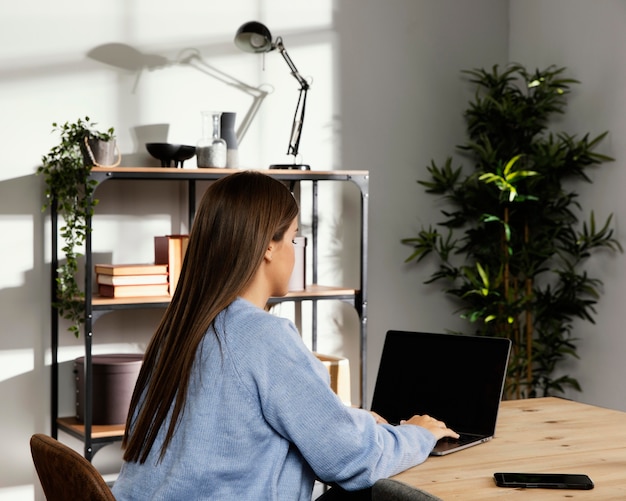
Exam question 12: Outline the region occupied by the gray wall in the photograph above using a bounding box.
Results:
[509,0,626,410]
[336,0,510,399]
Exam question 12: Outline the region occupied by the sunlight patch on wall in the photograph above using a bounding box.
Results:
[0,485,34,501]
[0,349,34,383]
[0,216,32,288]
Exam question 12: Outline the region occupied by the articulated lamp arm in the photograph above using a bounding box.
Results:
[273,37,310,160]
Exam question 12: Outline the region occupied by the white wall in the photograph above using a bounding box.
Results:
[1,1,339,497]
[2,0,625,499]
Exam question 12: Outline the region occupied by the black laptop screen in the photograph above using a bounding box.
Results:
[370,330,511,435]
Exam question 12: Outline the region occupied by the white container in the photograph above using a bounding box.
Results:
[288,236,307,291]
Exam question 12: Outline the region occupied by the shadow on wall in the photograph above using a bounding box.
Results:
[0,174,50,488]
[0,173,164,491]
[126,123,171,167]
[87,42,273,149]
[0,174,48,356]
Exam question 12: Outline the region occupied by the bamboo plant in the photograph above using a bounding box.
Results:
[403,64,621,398]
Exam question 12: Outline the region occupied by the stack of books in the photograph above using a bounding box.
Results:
[95,263,169,298]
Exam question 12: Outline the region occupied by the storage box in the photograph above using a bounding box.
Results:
[74,354,143,425]
[314,353,351,406]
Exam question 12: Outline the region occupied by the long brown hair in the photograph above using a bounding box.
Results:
[122,171,299,463]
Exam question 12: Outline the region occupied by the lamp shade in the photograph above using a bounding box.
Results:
[234,21,274,53]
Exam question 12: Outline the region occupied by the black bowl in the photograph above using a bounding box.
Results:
[146,143,196,168]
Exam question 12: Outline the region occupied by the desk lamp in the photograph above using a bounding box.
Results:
[235,21,311,170]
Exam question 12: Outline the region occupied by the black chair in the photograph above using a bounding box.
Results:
[372,478,443,501]
[316,479,442,501]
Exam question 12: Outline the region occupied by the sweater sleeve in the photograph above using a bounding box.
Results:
[226,306,437,491]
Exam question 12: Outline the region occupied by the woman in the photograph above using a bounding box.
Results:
[112,171,458,500]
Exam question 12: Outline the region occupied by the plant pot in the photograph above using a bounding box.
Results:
[81,137,121,167]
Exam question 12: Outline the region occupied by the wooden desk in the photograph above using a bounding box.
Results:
[393,397,626,499]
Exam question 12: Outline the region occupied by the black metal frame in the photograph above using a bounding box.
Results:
[49,167,369,460]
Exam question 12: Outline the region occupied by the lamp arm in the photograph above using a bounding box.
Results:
[287,86,308,158]
[274,37,310,91]
[273,37,310,160]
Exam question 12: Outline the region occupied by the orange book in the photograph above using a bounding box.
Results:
[94,263,168,276]
[154,235,189,295]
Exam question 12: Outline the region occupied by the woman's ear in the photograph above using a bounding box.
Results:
[264,244,273,263]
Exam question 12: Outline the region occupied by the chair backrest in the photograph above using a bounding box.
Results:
[30,434,116,501]
[372,479,443,501]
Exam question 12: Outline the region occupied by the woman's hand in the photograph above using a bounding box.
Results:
[370,411,388,425]
[401,414,459,441]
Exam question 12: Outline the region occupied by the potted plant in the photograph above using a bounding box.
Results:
[402,64,622,398]
[38,117,117,336]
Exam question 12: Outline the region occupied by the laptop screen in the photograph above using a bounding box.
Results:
[370,330,511,435]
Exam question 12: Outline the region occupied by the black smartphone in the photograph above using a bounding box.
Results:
[494,472,594,490]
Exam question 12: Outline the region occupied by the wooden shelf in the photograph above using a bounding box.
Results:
[284,285,357,297]
[57,417,125,440]
[91,285,358,309]
[92,295,170,307]
[90,166,369,181]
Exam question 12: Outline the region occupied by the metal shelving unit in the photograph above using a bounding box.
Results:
[49,167,369,460]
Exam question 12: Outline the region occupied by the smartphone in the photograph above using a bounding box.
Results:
[494,472,594,490]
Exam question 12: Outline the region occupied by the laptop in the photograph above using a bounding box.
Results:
[370,330,511,455]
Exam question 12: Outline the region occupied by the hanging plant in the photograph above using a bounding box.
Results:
[402,64,622,398]
[38,117,115,337]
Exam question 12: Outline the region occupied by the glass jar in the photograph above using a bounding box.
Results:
[196,111,227,168]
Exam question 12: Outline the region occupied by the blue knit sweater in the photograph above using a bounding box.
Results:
[112,297,436,500]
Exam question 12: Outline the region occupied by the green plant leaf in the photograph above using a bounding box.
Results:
[402,63,618,398]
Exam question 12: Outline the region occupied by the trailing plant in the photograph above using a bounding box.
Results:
[38,117,115,337]
[402,64,622,398]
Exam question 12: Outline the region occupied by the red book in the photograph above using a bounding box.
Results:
[96,274,168,286]
[98,283,169,298]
